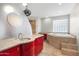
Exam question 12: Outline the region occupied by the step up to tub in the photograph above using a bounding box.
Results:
[61,48,79,56]
[61,37,76,44]
[61,42,77,50]
[61,42,79,56]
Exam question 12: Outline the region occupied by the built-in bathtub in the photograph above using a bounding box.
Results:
[47,33,76,49]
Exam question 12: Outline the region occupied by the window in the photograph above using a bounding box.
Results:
[52,15,69,33]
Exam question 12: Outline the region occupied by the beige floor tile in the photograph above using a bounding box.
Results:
[39,41,63,56]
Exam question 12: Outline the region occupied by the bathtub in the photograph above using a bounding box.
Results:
[47,33,76,49]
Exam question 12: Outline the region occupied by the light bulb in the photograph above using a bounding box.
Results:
[58,3,62,6]
[22,3,28,6]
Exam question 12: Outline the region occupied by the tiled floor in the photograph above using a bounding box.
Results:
[39,41,63,56]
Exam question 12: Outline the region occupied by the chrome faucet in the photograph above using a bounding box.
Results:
[18,33,31,40]
[18,33,23,40]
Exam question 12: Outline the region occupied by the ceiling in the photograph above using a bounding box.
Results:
[27,3,76,18]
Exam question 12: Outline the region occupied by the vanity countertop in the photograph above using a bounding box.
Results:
[0,34,43,51]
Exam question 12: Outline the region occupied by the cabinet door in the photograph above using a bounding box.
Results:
[34,36,44,56]
[21,42,34,56]
[0,45,20,56]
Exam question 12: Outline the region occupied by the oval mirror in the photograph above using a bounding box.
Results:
[7,13,23,27]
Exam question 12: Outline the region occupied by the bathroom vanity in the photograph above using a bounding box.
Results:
[0,34,44,56]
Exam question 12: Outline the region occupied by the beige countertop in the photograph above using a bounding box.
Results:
[0,34,43,52]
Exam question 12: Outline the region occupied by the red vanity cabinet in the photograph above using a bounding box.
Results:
[0,35,44,56]
[34,36,44,56]
[21,41,34,56]
[0,45,20,56]
[21,36,44,56]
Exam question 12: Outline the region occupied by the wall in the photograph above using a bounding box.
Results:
[0,3,32,39]
[36,18,41,33]
[41,18,53,33]
[70,4,79,50]
[40,15,69,33]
